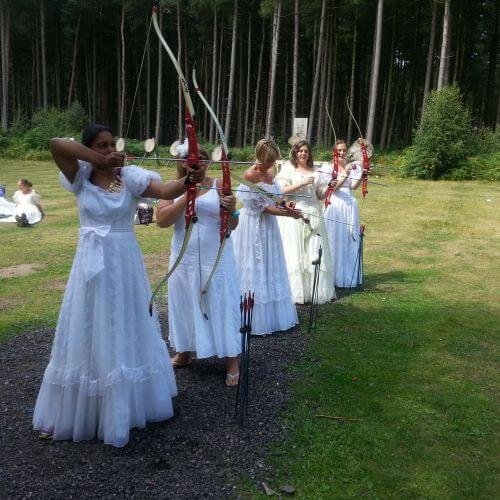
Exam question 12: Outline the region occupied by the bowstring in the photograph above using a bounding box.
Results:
[124,16,153,142]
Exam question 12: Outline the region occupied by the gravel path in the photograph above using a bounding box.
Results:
[0,314,306,499]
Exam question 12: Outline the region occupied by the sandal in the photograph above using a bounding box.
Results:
[38,430,53,441]
[225,372,240,387]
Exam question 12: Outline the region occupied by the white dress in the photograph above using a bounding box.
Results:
[0,190,43,224]
[167,180,241,358]
[324,168,363,287]
[232,181,298,335]
[33,162,177,447]
[276,163,336,304]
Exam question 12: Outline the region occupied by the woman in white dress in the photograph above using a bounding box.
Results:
[232,139,299,336]
[0,179,44,225]
[324,140,363,287]
[33,124,201,447]
[276,140,336,304]
[156,150,242,387]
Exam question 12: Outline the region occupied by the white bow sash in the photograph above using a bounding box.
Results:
[79,226,111,282]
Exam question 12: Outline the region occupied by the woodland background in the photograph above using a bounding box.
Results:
[0,0,498,152]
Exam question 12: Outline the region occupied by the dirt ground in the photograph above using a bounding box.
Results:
[0,313,305,499]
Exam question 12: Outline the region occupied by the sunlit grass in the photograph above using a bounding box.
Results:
[1,160,499,497]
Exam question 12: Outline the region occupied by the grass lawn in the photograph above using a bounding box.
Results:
[1,159,499,497]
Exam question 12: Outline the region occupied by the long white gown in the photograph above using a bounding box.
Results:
[232,181,298,335]
[276,163,336,304]
[0,190,43,224]
[167,180,241,359]
[33,162,177,447]
[324,167,363,287]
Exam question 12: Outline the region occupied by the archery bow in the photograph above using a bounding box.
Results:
[149,1,201,315]
[346,96,371,200]
[324,103,339,210]
[192,67,232,316]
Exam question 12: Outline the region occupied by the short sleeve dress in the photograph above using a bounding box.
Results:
[232,180,298,335]
[276,163,336,304]
[32,162,177,447]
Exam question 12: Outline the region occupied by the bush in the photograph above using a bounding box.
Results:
[404,86,473,179]
[23,102,87,151]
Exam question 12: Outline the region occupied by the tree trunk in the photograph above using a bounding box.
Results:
[307,0,326,142]
[485,1,498,127]
[380,16,395,149]
[244,14,252,146]
[437,0,450,90]
[67,16,81,109]
[145,14,151,139]
[154,8,163,142]
[55,22,61,109]
[281,53,289,139]
[177,0,183,140]
[317,20,329,146]
[251,19,265,145]
[291,0,299,131]
[347,14,358,144]
[236,37,244,147]
[265,0,281,138]
[224,0,238,144]
[209,7,218,143]
[0,0,10,132]
[422,0,438,114]
[40,0,48,109]
[118,2,126,137]
[366,0,384,143]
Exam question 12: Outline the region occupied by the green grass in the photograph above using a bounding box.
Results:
[257,180,500,498]
[1,160,499,497]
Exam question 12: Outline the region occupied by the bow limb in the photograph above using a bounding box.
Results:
[149,1,200,315]
[346,95,371,199]
[323,103,340,210]
[192,67,232,316]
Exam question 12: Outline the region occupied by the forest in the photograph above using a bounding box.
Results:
[0,0,498,150]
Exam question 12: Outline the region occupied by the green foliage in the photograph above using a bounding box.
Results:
[23,103,87,151]
[404,87,473,179]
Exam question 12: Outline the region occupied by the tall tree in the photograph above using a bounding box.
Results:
[422,0,438,114]
[224,0,238,143]
[366,0,384,143]
[307,0,326,143]
[40,0,48,109]
[291,0,299,132]
[265,0,281,138]
[0,0,9,132]
[437,0,451,90]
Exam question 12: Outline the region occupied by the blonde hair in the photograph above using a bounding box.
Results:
[255,138,280,164]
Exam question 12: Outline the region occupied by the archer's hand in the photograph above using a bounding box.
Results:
[220,193,236,213]
[96,152,125,170]
[185,169,205,184]
[301,175,315,187]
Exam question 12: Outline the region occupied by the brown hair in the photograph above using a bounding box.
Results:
[18,178,33,188]
[334,139,347,151]
[176,147,210,179]
[255,138,280,165]
[290,140,313,169]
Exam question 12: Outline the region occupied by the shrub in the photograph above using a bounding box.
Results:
[23,102,87,150]
[404,86,472,179]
